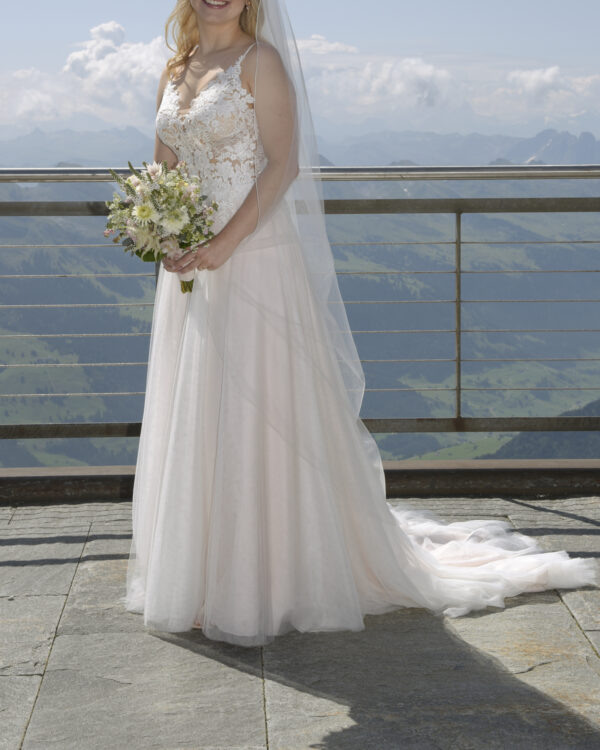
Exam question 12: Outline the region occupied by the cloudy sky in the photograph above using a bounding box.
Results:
[2,0,599,140]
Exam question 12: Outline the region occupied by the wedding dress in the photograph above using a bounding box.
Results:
[122,40,598,648]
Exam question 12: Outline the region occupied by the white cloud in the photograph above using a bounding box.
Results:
[0,28,453,134]
[296,36,453,119]
[470,65,600,130]
[296,34,358,55]
[507,66,565,100]
[65,21,128,77]
[2,26,600,140]
[0,22,168,129]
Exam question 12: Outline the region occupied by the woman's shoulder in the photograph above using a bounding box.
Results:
[243,39,285,76]
[246,39,280,61]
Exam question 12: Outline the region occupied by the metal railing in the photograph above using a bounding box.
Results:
[1,165,600,440]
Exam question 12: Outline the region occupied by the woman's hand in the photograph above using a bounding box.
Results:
[161,232,236,274]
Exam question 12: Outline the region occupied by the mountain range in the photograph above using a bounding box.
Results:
[2,126,600,167]
[318,128,600,167]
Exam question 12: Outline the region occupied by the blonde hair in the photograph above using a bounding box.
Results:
[165,0,259,77]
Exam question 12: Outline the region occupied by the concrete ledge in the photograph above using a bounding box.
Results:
[384,459,600,499]
[1,460,600,503]
[0,466,135,504]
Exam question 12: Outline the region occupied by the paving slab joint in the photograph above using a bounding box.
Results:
[17,520,93,748]
[260,646,269,749]
[559,590,600,661]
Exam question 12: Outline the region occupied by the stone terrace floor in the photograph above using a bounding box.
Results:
[2,496,600,750]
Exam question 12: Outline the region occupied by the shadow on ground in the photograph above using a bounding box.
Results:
[158,597,600,750]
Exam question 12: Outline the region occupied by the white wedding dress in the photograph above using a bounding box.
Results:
[122,42,598,647]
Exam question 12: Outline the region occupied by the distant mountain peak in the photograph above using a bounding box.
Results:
[0,126,154,168]
[318,127,600,167]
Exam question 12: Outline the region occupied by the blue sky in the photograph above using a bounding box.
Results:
[2,0,600,138]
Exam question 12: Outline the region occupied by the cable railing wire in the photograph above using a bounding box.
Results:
[1,166,600,437]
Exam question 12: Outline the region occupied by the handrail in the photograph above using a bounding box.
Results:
[3,164,600,181]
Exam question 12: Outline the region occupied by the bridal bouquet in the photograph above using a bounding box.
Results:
[105,160,218,293]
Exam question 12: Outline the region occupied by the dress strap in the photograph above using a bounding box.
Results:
[238,41,257,65]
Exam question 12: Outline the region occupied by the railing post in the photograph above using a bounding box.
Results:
[455,211,462,422]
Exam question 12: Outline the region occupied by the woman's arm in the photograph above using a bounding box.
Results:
[216,42,299,249]
[154,67,179,168]
[167,42,300,273]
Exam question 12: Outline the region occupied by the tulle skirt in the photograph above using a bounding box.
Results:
[122,200,599,647]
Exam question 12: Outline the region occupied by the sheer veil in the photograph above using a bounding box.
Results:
[247,0,367,420]
[122,0,600,645]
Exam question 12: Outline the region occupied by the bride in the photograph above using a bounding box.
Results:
[122,0,598,647]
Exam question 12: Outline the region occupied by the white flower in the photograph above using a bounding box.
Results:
[160,237,181,258]
[133,227,153,246]
[134,182,149,197]
[146,234,162,254]
[161,208,189,235]
[133,202,159,225]
[146,161,163,180]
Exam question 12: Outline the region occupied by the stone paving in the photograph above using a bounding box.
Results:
[1,496,599,750]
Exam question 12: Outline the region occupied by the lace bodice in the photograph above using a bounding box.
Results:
[156,43,267,233]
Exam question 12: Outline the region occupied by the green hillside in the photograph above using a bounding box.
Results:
[480,398,600,459]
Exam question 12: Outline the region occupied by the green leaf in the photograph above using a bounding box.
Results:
[124,182,137,198]
[109,168,124,186]
[128,161,142,178]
